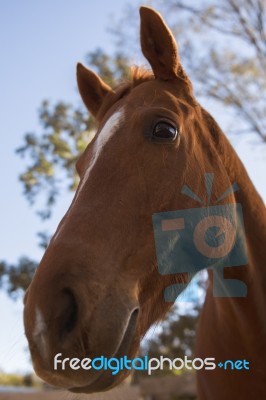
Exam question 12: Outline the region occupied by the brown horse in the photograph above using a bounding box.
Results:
[23,6,266,399]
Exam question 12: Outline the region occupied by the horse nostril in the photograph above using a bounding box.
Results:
[59,288,78,339]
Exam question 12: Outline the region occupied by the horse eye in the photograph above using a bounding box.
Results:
[152,122,178,142]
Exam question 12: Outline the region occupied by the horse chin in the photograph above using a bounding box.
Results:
[69,368,131,394]
[69,314,140,394]
[68,345,139,394]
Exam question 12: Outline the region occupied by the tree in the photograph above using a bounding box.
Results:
[113,0,266,142]
[136,303,200,378]
[0,50,131,296]
[0,258,37,299]
[172,0,266,142]
[17,49,131,219]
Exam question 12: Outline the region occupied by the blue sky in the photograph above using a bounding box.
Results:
[0,0,130,374]
[0,0,265,374]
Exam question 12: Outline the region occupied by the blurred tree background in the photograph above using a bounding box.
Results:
[0,0,265,363]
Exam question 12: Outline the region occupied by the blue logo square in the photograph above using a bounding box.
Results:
[152,203,248,301]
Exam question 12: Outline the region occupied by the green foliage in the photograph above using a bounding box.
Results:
[0,373,25,387]
[0,373,41,387]
[16,100,94,219]
[87,49,131,86]
[138,304,200,377]
[148,309,199,359]
[17,49,131,219]
[0,257,37,298]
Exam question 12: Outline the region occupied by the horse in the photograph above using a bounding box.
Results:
[23,6,266,399]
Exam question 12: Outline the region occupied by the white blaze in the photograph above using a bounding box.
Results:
[33,308,49,360]
[77,107,125,197]
[33,308,47,336]
[53,107,124,242]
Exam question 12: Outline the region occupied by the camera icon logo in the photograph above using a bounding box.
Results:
[152,173,248,302]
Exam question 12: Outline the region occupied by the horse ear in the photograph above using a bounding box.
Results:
[139,7,182,80]
[76,63,112,118]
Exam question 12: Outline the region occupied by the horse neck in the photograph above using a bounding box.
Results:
[195,114,266,400]
[219,133,266,278]
[208,116,266,329]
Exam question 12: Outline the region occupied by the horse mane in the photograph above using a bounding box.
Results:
[130,66,155,86]
[97,66,194,121]
[97,67,154,120]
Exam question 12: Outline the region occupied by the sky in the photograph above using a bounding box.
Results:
[0,0,265,374]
